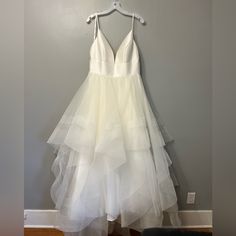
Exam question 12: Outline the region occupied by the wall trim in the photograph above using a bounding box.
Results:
[24,209,212,229]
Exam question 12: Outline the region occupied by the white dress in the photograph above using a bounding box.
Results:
[47,14,181,236]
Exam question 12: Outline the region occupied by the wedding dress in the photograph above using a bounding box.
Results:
[47,14,181,236]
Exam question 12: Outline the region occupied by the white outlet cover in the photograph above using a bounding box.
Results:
[187,192,196,204]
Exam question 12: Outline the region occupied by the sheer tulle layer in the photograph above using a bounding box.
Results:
[47,73,180,235]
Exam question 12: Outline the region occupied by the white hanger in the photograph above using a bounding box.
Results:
[86,0,145,24]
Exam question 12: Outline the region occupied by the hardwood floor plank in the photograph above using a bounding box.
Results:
[24,228,63,236]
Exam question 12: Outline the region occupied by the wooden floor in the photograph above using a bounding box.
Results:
[24,228,140,236]
[24,228,212,236]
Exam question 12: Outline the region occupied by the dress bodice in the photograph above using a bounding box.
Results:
[89,14,140,77]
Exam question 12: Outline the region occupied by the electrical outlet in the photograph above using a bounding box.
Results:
[24,213,27,221]
[186,192,196,204]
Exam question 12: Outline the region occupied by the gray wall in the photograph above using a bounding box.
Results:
[212,0,236,235]
[0,0,24,235]
[25,0,212,210]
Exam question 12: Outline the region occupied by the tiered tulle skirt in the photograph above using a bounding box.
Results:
[47,73,180,236]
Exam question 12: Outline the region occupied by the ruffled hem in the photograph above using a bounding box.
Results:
[47,73,181,234]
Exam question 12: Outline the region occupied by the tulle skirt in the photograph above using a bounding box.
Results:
[47,73,180,236]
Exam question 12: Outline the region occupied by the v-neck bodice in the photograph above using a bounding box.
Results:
[89,14,140,77]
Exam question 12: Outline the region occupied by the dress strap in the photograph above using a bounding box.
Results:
[131,13,135,34]
[93,14,100,40]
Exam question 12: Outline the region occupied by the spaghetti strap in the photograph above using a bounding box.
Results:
[131,13,135,33]
[93,14,100,40]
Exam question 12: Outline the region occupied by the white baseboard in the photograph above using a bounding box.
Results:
[177,210,212,228]
[24,209,212,229]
